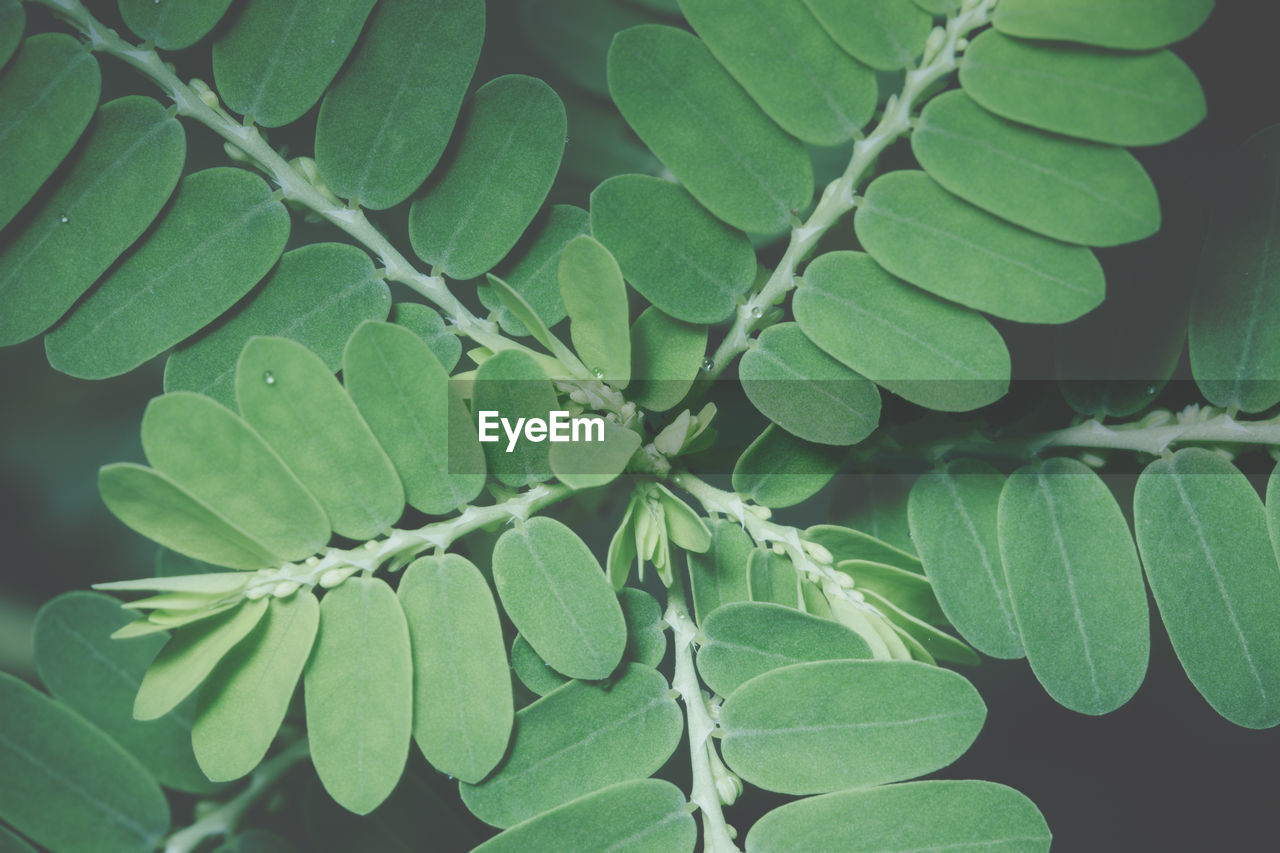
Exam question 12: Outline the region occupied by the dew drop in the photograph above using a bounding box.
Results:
[592,367,604,379]
[701,358,714,372]
[59,214,69,224]
[750,306,763,318]
[1146,384,1156,395]
[264,371,276,385]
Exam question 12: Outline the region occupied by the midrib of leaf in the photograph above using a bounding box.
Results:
[0,50,92,147]
[940,474,1017,637]
[242,1,305,123]
[119,471,275,566]
[730,709,974,738]
[866,0,914,66]
[1226,164,1280,406]
[751,346,874,428]
[965,58,1187,108]
[520,530,607,671]
[601,807,687,853]
[601,199,733,301]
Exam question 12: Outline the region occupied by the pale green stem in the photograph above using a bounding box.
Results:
[695,0,997,389]
[1032,412,1280,457]
[164,739,310,853]
[665,582,742,853]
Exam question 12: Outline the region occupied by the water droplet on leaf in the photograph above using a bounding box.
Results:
[593,367,604,379]
[264,371,276,385]
[701,358,714,372]
[59,215,68,224]
[750,306,763,318]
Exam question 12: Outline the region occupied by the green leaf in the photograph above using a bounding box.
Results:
[655,483,712,551]
[558,235,631,386]
[492,517,627,680]
[1190,125,1280,412]
[34,592,216,793]
[745,779,1051,853]
[46,167,289,378]
[912,0,958,13]
[484,274,579,371]
[748,549,799,607]
[856,170,1104,323]
[211,829,298,853]
[480,205,588,336]
[994,0,1213,50]
[806,523,923,573]
[0,824,35,853]
[398,555,514,784]
[608,25,813,234]
[913,90,1160,247]
[510,633,572,697]
[306,578,411,814]
[795,251,1010,412]
[343,321,485,514]
[0,673,169,853]
[315,0,483,209]
[686,518,754,624]
[409,75,566,280]
[908,459,1023,659]
[720,659,985,794]
[831,473,918,555]
[519,0,655,97]
[459,665,682,828]
[960,31,1206,146]
[740,323,881,446]
[390,301,461,373]
[835,560,944,625]
[119,0,235,49]
[0,0,23,68]
[0,96,184,346]
[193,594,320,781]
[679,0,877,145]
[550,420,642,490]
[133,599,267,721]
[590,174,757,323]
[628,307,707,412]
[998,457,1149,715]
[165,243,391,407]
[237,336,404,540]
[0,33,99,231]
[140,392,328,564]
[99,463,279,571]
[473,349,559,488]
[861,588,978,666]
[212,0,377,127]
[697,601,871,696]
[472,779,695,853]
[733,425,843,508]
[1134,450,1280,729]
[803,0,932,71]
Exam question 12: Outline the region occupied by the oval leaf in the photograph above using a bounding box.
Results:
[390,301,461,372]
[550,419,642,490]
[686,518,754,624]
[558,235,631,386]
[732,425,844,508]
[628,307,707,412]
[480,204,588,335]
[803,0,931,70]
[119,0,235,49]
[994,0,1213,50]
[473,349,559,488]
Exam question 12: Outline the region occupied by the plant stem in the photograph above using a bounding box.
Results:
[1032,411,1280,457]
[692,0,997,391]
[665,582,742,853]
[164,739,310,853]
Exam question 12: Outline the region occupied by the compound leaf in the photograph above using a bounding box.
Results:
[994,0,1213,50]
[558,235,631,386]
[803,0,931,71]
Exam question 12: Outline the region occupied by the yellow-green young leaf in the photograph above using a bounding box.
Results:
[994,0,1213,50]
[119,0,235,49]
[998,458,1149,715]
[166,243,391,407]
[306,578,411,814]
[629,307,707,412]
[856,171,1104,323]
[558,235,631,387]
[315,0,483,209]
[193,594,320,781]
[480,205,588,335]
[237,337,404,540]
[211,0,376,127]
[484,274,579,370]
[519,0,655,97]
[472,779,695,853]
[795,252,1010,412]
[492,517,627,680]
[590,174,757,323]
[389,302,461,373]
[733,425,843,508]
[655,483,712,551]
[908,459,1023,659]
[133,599,267,721]
[0,33,99,231]
[745,780,1051,853]
[806,524,923,573]
[959,31,1206,146]
[748,550,799,607]
[459,665,682,828]
[687,518,754,623]
[860,588,979,666]
[550,420,641,490]
[99,464,279,571]
[608,25,813,234]
[343,322,485,514]
[0,96,184,346]
[46,167,290,379]
[1135,450,1280,729]
[0,673,169,853]
[803,0,931,71]
[1191,126,1280,412]
[741,323,880,446]
[913,91,1160,247]
[720,660,986,794]
[473,349,559,488]
[398,555,513,783]
[34,592,216,793]
[140,392,328,565]
[697,601,872,696]
[409,75,566,280]
[679,0,876,145]
[836,560,944,625]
